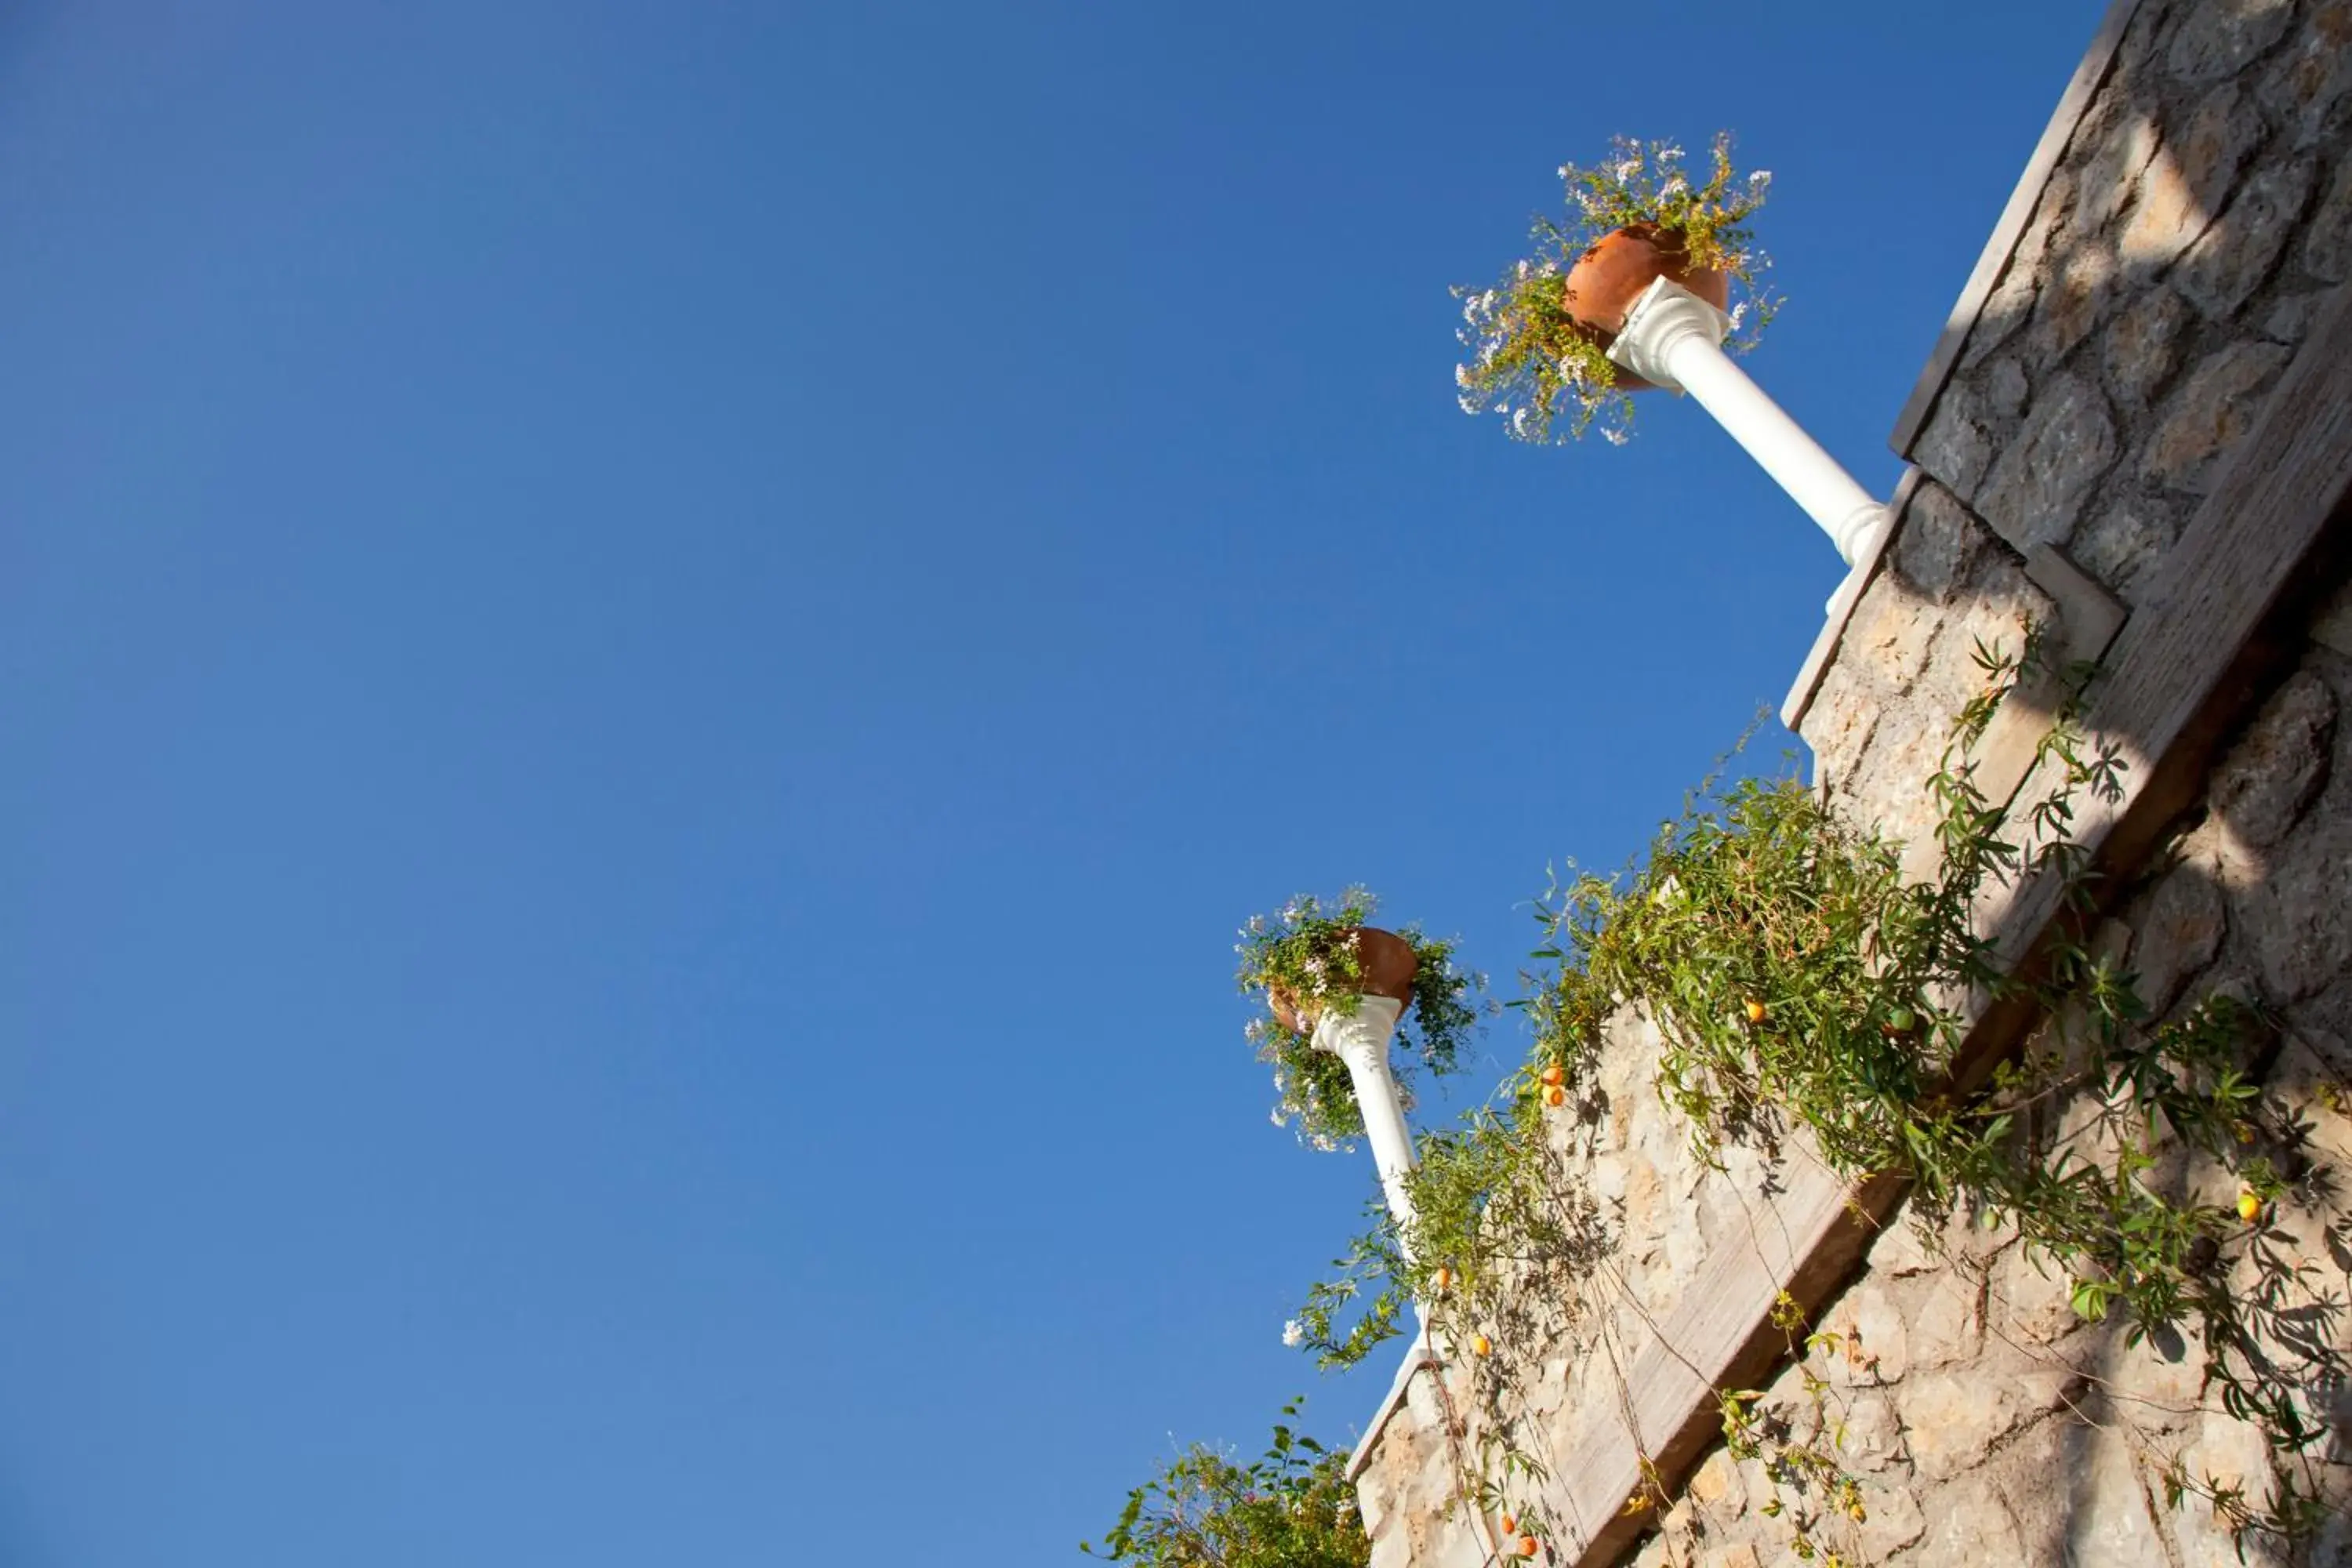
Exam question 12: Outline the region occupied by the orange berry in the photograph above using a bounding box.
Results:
[1744,999,1767,1024]
[1517,1535,1540,1559]
[2238,1191,2263,1223]
[1539,1063,1565,1087]
[1470,1333,1493,1357]
[1544,1085,1566,1107]
[1431,1266,1453,1293]
[1500,1512,1516,1534]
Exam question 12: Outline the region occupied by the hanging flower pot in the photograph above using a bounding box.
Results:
[1560,223,1730,390]
[1454,133,1775,444]
[1236,888,1486,1150]
[1265,925,1419,1034]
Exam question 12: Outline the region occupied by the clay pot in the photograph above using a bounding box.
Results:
[1268,927,1419,1034]
[1560,224,1730,391]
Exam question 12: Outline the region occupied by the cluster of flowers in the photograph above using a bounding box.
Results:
[1452,132,1777,447]
[1236,888,1486,1152]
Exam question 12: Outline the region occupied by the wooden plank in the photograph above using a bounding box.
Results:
[1887,0,2143,459]
[1551,275,2352,1568]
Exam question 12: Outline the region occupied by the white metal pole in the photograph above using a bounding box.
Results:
[1609,277,1886,565]
[1312,994,1418,1261]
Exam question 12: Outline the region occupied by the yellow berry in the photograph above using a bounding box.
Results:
[1744,999,1767,1024]
[2238,1191,2263,1223]
[1470,1333,1493,1357]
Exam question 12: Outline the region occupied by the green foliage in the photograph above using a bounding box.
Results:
[1237,888,1486,1151]
[1289,644,2334,1552]
[1455,132,1778,446]
[1082,1402,1368,1568]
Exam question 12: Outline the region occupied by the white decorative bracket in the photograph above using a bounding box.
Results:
[1311,994,1418,1260]
[1610,276,1889,568]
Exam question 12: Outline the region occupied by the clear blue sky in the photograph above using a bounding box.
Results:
[1,3,2097,1562]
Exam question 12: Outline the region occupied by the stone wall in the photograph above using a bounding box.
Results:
[1352,0,2352,1562]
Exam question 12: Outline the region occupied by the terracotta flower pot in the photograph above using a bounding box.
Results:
[1560,224,1730,392]
[1268,927,1419,1035]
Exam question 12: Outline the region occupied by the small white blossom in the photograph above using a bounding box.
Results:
[1602,426,1629,447]
[1283,1319,1305,1348]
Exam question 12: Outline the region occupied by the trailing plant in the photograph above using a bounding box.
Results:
[1454,132,1778,446]
[1082,1400,1368,1568]
[1238,888,1485,1151]
[1290,644,2338,1555]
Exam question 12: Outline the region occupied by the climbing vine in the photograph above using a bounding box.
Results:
[1291,644,2337,1559]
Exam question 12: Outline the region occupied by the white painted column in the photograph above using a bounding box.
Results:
[1312,994,1417,1260]
[1610,276,1887,566]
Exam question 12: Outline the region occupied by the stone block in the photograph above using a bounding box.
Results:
[1913,388,1994,503]
[1997,1242,2083,1345]
[1856,1476,1928,1557]
[2066,1428,2172,1566]
[2163,1411,2280,1568]
[1909,1471,2032,1566]
[1835,1389,1907,1473]
[2164,0,2294,85]
[1898,1367,2078,1480]
[2132,859,2229,1014]
[2238,779,2352,1004]
[2257,0,2352,149]
[2074,105,2161,234]
[2102,285,2191,411]
[2122,82,2267,271]
[2026,245,2116,368]
[2071,495,2187,605]
[2144,342,2291,493]
[1889,482,1988,604]
[1976,373,2119,550]
[1842,575,1941,688]
[2208,670,2339,850]
[1820,1286,1908,1388]
[2174,156,2319,319]
[2259,288,2328,346]
[1907,1270,1985,1370]
[1866,1214,1940,1278]
[2306,158,2352,284]
[1984,356,2029,419]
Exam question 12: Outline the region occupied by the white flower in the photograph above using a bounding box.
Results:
[1283,1319,1305,1348]
[1512,406,1533,437]
[1727,302,1748,333]
[1270,1106,1289,1127]
[1514,259,1529,280]
[1454,363,1471,387]
[1602,426,1629,447]
[1748,169,1773,188]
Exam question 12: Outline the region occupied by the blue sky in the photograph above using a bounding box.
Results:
[1,2,2098,1562]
